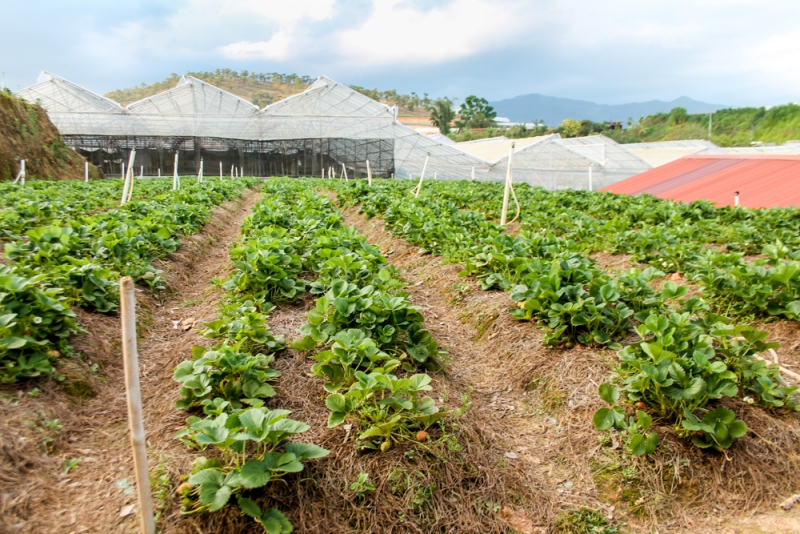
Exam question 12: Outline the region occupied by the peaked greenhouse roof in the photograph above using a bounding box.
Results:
[16,71,487,179]
[17,71,124,114]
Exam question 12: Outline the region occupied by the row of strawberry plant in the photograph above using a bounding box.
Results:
[226,178,445,451]
[173,184,328,534]
[0,178,175,241]
[1,177,261,383]
[409,180,800,321]
[330,178,798,456]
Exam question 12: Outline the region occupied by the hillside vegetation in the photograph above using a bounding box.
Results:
[104,69,436,113]
[604,104,800,146]
[0,90,98,181]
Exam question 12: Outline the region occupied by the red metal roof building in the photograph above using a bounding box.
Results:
[600,154,800,208]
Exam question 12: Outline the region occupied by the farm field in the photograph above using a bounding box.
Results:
[1,176,799,534]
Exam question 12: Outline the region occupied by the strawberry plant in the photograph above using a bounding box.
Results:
[174,345,281,412]
[325,371,446,450]
[178,407,329,533]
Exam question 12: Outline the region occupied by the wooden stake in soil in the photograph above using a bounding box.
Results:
[120,277,156,534]
[500,143,515,225]
[366,159,372,186]
[413,153,430,197]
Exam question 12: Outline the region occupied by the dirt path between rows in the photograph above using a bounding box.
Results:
[1,189,262,534]
[335,202,800,534]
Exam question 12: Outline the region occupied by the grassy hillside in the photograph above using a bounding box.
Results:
[105,69,437,118]
[105,69,314,107]
[0,90,99,181]
[603,104,800,146]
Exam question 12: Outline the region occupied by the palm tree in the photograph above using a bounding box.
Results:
[429,98,455,135]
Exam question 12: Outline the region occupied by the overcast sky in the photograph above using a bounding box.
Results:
[2,0,799,107]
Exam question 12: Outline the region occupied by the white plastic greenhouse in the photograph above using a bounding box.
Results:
[17,71,649,188]
[17,72,488,180]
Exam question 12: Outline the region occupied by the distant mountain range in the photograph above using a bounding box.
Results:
[490,94,727,126]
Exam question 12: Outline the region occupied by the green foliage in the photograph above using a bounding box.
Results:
[0,177,259,383]
[178,407,329,532]
[455,95,497,130]
[349,472,376,499]
[606,102,800,146]
[559,118,582,138]
[429,98,455,134]
[330,178,799,457]
[555,507,618,534]
[173,345,281,412]
[326,371,445,449]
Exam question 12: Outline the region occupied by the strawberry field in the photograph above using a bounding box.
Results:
[1,176,799,533]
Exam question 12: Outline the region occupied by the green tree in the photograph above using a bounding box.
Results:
[668,107,689,125]
[559,118,582,138]
[455,95,497,130]
[429,98,455,134]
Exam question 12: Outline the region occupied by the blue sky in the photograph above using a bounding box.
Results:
[2,0,799,107]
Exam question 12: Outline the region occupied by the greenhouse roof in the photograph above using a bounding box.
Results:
[16,71,487,180]
[601,154,800,208]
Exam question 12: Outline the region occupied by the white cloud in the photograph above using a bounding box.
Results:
[221,31,294,61]
[218,0,335,60]
[336,0,528,66]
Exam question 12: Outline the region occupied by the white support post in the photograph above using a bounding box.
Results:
[414,153,430,198]
[121,149,136,206]
[85,161,89,182]
[342,163,348,181]
[173,153,179,191]
[588,166,593,191]
[198,159,204,183]
[127,161,137,203]
[500,143,515,225]
[366,159,372,186]
[734,191,740,207]
[121,162,126,181]
[219,161,223,180]
[230,165,234,179]
[322,167,325,179]
[119,277,157,534]
[471,166,475,181]
[433,170,437,180]
[158,168,161,177]
[14,160,26,184]
[139,165,143,179]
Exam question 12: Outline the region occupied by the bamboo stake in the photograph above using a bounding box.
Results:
[120,277,156,534]
[413,153,430,198]
[366,159,372,186]
[500,143,515,225]
[172,153,178,190]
